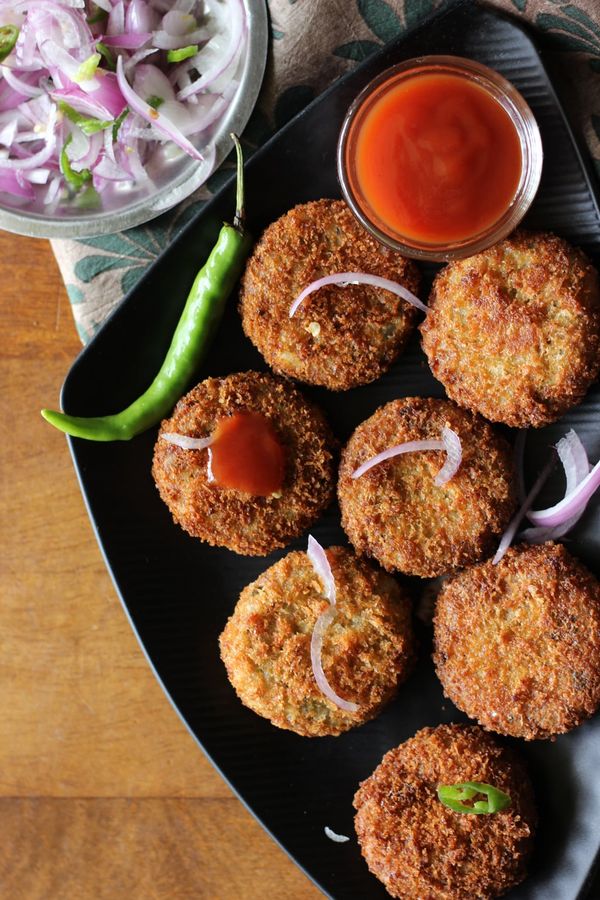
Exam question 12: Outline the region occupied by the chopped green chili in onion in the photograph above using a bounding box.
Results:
[0,24,19,63]
[112,108,129,141]
[0,0,247,204]
[167,44,199,63]
[96,41,116,72]
[437,781,511,815]
[57,101,113,136]
[146,95,165,110]
[73,52,102,84]
[75,185,101,209]
[86,6,109,26]
[60,135,92,191]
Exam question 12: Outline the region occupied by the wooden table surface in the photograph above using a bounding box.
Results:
[0,231,321,900]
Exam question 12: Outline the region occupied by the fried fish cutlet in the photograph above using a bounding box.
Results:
[152,371,336,555]
[353,724,536,900]
[433,542,600,740]
[421,231,600,427]
[240,199,421,390]
[219,546,415,736]
[338,396,516,577]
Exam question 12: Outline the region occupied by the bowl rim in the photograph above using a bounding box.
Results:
[0,0,269,240]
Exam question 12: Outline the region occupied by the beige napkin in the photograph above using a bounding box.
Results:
[51,0,600,343]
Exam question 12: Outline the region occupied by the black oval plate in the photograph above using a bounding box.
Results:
[62,2,600,897]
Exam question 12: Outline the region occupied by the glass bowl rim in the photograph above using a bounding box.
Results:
[337,54,544,262]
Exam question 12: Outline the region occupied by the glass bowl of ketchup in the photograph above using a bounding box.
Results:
[338,56,543,261]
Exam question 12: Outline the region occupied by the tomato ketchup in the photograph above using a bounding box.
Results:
[337,54,545,258]
[350,72,522,245]
[209,411,285,496]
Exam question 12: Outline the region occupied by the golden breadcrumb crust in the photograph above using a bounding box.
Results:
[433,542,600,740]
[219,546,415,736]
[337,397,516,578]
[420,231,600,427]
[239,199,421,390]
[152,371,336,556]
[353,724,536,900]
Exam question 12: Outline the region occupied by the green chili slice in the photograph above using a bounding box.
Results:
[60,135,92,191]
[0,24,19,63]
[86,6,109,25]
[96,41,116,71]
[146,95,165,110]
[112,108,129,141]
[75,185,101,209]
[73,52,102,84]
[167,45,198,63]
[58,101,113,136]
[437,782,511,815]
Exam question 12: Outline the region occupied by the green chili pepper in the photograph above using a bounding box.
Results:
[96,41,116,71]
[73,52,102,84]
[74,184,101,209]
[167,45,198,63]
[60,136,92,191]
[58,101,113,136]
[112,108,129,141]
[437,782,511,815]
[42,135,252,442]
[86,6,109,25]
[0,24,19,62]
[146,95,165,110]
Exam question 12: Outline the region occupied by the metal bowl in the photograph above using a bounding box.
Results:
[0,0,268,239]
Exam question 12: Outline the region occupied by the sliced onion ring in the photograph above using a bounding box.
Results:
[527,452,600,528]
[126,0,156,33]
[310,605,359,714]
[161,431,213,450]
[0,102,57,169]
[176,0,244,100]
[352,431,463,482]
[324,827,350,843]
[307,535,359,714]
[435,427,462,487]
[116,54,204,160]
[0,169,34,198]
[307,533,335,604]
[558,429,590,490]
[1,67,43,99]
[153,26,208,49]
[101,32,152,49]
[522,430,589,542]
[492,455,555,565]
[289,272,428,318]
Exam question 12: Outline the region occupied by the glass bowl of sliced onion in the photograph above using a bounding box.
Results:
[0,0,267,238]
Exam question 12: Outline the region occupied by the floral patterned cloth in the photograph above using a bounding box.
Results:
[51,0,600,344]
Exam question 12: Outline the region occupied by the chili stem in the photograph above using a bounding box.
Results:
[231,132,245,233]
